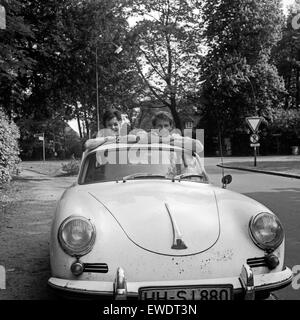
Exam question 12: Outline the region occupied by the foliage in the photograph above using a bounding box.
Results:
[126,0,204,130]
[64,127,82,158]
[60,155,80,176]
[273,1,300,109]
[1,0,141,157]
[0,108,20,185]
[200,0,286,135]
[17,117,82,160]
[51,0,141,136]
[0,0,35,116]
[2,0,295,159]
[270,108,300,140]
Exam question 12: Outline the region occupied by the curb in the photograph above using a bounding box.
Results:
[217,164,300,180]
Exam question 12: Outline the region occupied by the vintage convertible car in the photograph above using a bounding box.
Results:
[48,137,293,300]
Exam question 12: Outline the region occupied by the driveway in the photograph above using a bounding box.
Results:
[0,169,75,299]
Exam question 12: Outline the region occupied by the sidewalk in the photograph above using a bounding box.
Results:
[217,155,300,179]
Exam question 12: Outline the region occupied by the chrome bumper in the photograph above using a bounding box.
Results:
[240,264,255,300]
[114,268,127,300]
[48,264,293,300]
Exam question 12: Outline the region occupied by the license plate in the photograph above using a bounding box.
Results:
[139,285,233,300]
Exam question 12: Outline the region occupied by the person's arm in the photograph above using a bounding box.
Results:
[170,134,204,154]
[84,137,108,151]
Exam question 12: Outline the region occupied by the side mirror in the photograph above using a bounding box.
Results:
[222,175,232,188]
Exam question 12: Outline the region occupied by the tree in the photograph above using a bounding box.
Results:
[1,0,142,158]
[273,1,300,109]
[47,0,144,137]
[126,0,204,130]
[200,0,286,136]
[19,0,141,137]
[0,0,35,117]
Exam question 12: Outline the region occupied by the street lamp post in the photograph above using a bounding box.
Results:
[95,47,100,133]
[95,40,123,132]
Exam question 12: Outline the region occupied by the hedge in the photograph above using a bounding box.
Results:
[0,108,21,185]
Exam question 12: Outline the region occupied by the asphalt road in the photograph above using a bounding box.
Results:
[205,158,300,300]
[0,159,299,300]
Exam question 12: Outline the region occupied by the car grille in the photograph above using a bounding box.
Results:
[83,263,109,273]
[247,257,267,268]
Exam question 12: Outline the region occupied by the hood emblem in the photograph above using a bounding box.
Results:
[165,203,188,250]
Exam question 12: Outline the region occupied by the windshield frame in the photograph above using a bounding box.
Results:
[78,145,208,185]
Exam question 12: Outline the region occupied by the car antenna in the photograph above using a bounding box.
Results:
[217,124,226,188]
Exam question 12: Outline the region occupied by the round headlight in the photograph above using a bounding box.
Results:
[249,212,284,251]
[58,216,96,256]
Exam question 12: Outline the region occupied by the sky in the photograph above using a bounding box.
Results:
[68,0,296,134]
[283,0,295,13]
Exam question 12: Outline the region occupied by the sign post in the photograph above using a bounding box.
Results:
[0,5,6,30]
[34,133,45,161]
[42,133,45,161]
[246,117,263,167]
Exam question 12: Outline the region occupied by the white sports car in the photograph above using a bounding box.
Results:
[48,138,292,300]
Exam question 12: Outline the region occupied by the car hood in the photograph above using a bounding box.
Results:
[88,180,220,256]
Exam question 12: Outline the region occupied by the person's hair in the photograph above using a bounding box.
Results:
[102,110,122,127]
[151,111,174,127]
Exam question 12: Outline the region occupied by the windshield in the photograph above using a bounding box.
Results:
[80,146,207,184]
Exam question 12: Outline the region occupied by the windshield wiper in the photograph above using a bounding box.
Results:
[122,173,167,182]
[174,173,205,182]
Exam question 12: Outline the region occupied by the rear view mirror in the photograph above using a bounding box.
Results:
[222,175,232,188]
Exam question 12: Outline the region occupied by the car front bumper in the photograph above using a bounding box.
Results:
[48,264,293,300]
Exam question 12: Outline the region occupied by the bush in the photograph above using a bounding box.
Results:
[61,155,80,176]
[269,109,300,148]
[0,108,21,185]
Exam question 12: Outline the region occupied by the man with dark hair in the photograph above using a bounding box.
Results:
[151,111,182,137]
[151,111,203,153]
[151,111,174,132]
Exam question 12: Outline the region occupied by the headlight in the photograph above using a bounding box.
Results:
[58,216,96,256]
[249,212,284,251]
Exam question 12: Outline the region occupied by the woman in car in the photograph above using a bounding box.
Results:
[84,110,123,151]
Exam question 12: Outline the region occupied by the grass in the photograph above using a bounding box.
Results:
[0,178,21,220]
[19,160,70,177]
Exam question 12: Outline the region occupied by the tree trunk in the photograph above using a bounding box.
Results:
[83,109,90,138]
[76,115,82,138]
[285,75,291,109]
[75,102,83,138]
[296,68,300,109]
[169,96,182,132]
[164,26,182,132]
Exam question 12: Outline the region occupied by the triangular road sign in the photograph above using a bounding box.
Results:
[246,117,262,133]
